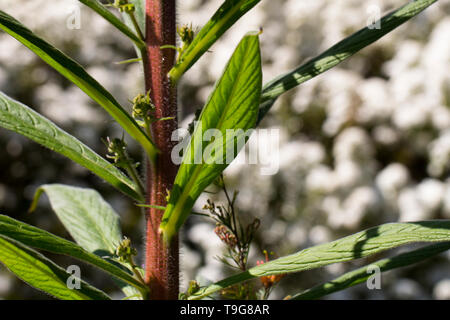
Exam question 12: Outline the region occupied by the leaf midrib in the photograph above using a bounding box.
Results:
[0,94,138,196]
[50,187,119,253]
[0,237,91,300]
[165,38,254,231]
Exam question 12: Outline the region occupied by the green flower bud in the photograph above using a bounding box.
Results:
[115,237,137,262]
[177,24,194,46]
[132,92,155,121]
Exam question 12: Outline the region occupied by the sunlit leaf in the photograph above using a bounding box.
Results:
[30,184,122,255]
[0,10,158,160]
[0,235,110,300]
[189,220,450,299]
[258,0,437,123]
[0,92,143,201]
[0,214,147,293]
[160,32,262,243]
[291,242,450,300]
[168,0,261,82]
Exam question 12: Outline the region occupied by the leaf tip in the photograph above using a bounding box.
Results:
[28,187,45,213]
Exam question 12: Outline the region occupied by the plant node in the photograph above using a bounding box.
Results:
[177,24,194,47]
[132,91,174,132]
[115,236,138,262]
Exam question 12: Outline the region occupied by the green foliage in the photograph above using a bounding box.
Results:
[169,0,262,82]
[189,221,450,299]
[0,236,111,300]
[0,10,158,160]
[0,0,445,300]
[30,184,123,255]
[0,92,143,201]
[78,0,145,49]
[291,242,450,300]
[257,0,438,123]
[29,184,148,298]
[0,214,146,292]
[160,32,262,243]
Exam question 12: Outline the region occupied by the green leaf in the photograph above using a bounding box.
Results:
[0,235,110,300]
[160,32,262,243]
[29,183,147,298]
[78,0,145,49]
[0,214,147,293]
[0,10,158,161]
[291,242,450,300]
[189,220,450,299]
[30,184,122,255]
[257,0,437,123]
[0,92,143,202]
[119,284,143,300]
[168,0,261,83]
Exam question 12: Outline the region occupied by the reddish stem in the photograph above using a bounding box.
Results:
[143,0,179,300]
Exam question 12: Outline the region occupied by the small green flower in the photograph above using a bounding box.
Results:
[104,136,128,167]
[132,92,174,130]
[132,91,155,120]
[110,0,135,13]
[115,237,137,262]
[177,24,195,46]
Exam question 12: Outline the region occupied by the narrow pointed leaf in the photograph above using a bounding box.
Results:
[78,0,145,49]
[0,214,147,292]
[189,220,450,299]
[258,0,437,123]
[30,184,122,255]
[160,32,262,243]
[0,10,158,160]
[291,242,450,300]
[0,92,143,202]
[0,235,110,300]
[168,0,261,82]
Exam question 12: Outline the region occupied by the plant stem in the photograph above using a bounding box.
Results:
[143,0,179,300]
[128,11,145,41]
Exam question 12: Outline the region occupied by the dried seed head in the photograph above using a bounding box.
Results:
[214,224,237,248]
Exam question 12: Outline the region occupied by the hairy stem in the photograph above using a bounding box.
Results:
[143,0,179,300]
